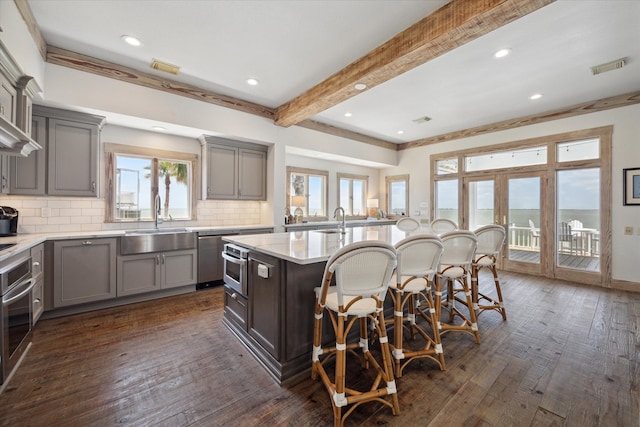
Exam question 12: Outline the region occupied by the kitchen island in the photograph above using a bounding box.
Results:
[222,223,421,384]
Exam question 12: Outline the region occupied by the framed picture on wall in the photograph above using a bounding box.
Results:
[623,167,640,205]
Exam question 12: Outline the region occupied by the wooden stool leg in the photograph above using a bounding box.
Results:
[461,275,480,344]
[491,265,507,320]
[376,308,400,416]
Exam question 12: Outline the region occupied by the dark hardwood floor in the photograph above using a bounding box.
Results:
[1,271,638,426]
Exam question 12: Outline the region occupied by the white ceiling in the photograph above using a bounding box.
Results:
[28,0,640,147]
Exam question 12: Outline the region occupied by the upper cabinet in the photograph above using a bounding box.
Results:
[15,105,105,197]
[201,136,267,201]
[0,43,41,156]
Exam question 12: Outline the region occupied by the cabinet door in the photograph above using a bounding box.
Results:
[10,115,46,195]
[53,238,116,307]
[32,279,44,325]
[31,243,45,281]
[207,144,237,199]
[238,148,266,200]
[162,249,197,289]
[117,253,161,296]
[0,74,17,124]
[47,118,98,197]
[248,252,280,358]
[0,155,8,194]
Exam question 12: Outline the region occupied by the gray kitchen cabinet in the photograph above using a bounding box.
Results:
[31,243,45,324]
[248,251,281,358]
[20,105,105,197]
[203,136,267,200]
[0,155,9,194]
[0,73,17,126]
[117,249,197,296]
[53,238,117,307]
[9,114,46,195]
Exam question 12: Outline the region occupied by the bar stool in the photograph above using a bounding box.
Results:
[435,230,480,344]
[388,234,445,377]
[430,218,458,234]
[311,241,399,427]
[471,225,507,320]
[396,217,421,232]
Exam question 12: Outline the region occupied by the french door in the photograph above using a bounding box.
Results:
[465,172,545,276]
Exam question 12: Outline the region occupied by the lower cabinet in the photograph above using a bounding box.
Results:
[31,243,45,324]
[117,249,197,296]
[52,238,117,307]
[224,286,248,331]
[248,251,281,359]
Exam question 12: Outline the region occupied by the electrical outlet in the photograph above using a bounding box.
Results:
[624,226,633,235]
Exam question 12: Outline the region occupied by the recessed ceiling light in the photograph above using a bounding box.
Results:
[354,83,367,91]
[494,48,511,58]
[529,93,543,100]
[121,35,143,47]
[246,78,259,86]
[397,130,404,135]
[151,126,166,132]
[344,112,352,117]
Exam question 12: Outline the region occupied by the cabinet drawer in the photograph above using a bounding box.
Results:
[33,279,44,325]
[224,286,247,331]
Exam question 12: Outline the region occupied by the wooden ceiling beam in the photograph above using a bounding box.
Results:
[400,91,640,150]
[274,0,555,128]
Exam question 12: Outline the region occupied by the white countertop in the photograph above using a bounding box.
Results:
[0,224,275,262]
[223,224,434,265]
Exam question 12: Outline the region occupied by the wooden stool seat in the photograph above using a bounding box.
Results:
[471,225,507,320]
[311,241,400,427]
[435,231,480,344]
[388,235,445,377]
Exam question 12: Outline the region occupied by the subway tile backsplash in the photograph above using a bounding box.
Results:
[0,196,262,234]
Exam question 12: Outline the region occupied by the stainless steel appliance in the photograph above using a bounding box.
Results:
[197,231,239,289]
[0,206,18,237]
[1,252,35,385]
[221,243,249,296]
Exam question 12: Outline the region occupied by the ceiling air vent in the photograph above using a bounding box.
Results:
[150,58,180,75]
[590,57,627,75]
[412,116,432,124]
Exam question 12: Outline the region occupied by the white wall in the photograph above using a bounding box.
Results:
[381,103,640,283]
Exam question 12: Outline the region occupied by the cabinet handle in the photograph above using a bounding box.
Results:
[156,254,160,265]
[161,254,165,264]
[34,298,41,304]
[91,181,96,193]
[82,241,92,245]
[33,261,40,267]
[231,292,237,300]
[0,105,4,116]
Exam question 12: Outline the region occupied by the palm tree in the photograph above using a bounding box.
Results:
[158,162,188,217]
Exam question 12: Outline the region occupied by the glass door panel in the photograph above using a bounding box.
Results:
[556,168,600,272]
[502,175,542,273]
[467,179,494,231]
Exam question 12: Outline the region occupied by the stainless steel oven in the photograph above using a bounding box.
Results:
[1,252,35,385]
[221,243,249,296]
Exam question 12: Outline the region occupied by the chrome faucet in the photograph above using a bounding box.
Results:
[334,207,346,234]
[154,194,162,229]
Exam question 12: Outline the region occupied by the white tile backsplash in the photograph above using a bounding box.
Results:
[0,195,264,233]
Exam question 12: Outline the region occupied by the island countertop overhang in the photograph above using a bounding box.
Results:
[222,224,419,264]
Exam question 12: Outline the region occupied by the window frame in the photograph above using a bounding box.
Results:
[337,173,368,219]
[104,143,198,223]
[385,174,409,218]
[286,166,329,220]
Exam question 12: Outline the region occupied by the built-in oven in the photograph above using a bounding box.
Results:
[1,252,34,386]
[221,243,249,297]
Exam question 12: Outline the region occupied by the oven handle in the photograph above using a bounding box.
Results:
[3,277,36,306]
[221,252,247,266]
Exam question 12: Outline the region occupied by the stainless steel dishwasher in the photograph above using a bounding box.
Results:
[197,231,239,289]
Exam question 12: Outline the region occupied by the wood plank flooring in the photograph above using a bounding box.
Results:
[1,271,638,426]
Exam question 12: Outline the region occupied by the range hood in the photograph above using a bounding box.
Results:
[0,114,41,157]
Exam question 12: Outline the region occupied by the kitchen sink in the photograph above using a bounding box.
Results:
[124,228,189,235]
[121,230,196,255]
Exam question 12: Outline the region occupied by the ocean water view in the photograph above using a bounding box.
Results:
[437,209,600,230]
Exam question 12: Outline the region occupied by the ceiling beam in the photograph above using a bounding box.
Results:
[399,90,640,150]
[297,120,398,150]
[13,0,47,60]
[46,46,276,119]
[274,0,555,128]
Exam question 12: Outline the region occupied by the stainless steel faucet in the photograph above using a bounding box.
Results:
[334,207,346,234]
[154,194,162,229]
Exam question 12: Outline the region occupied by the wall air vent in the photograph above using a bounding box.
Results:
[412,116,432,124]
[150,58,180,75]
[590,57,627,75]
